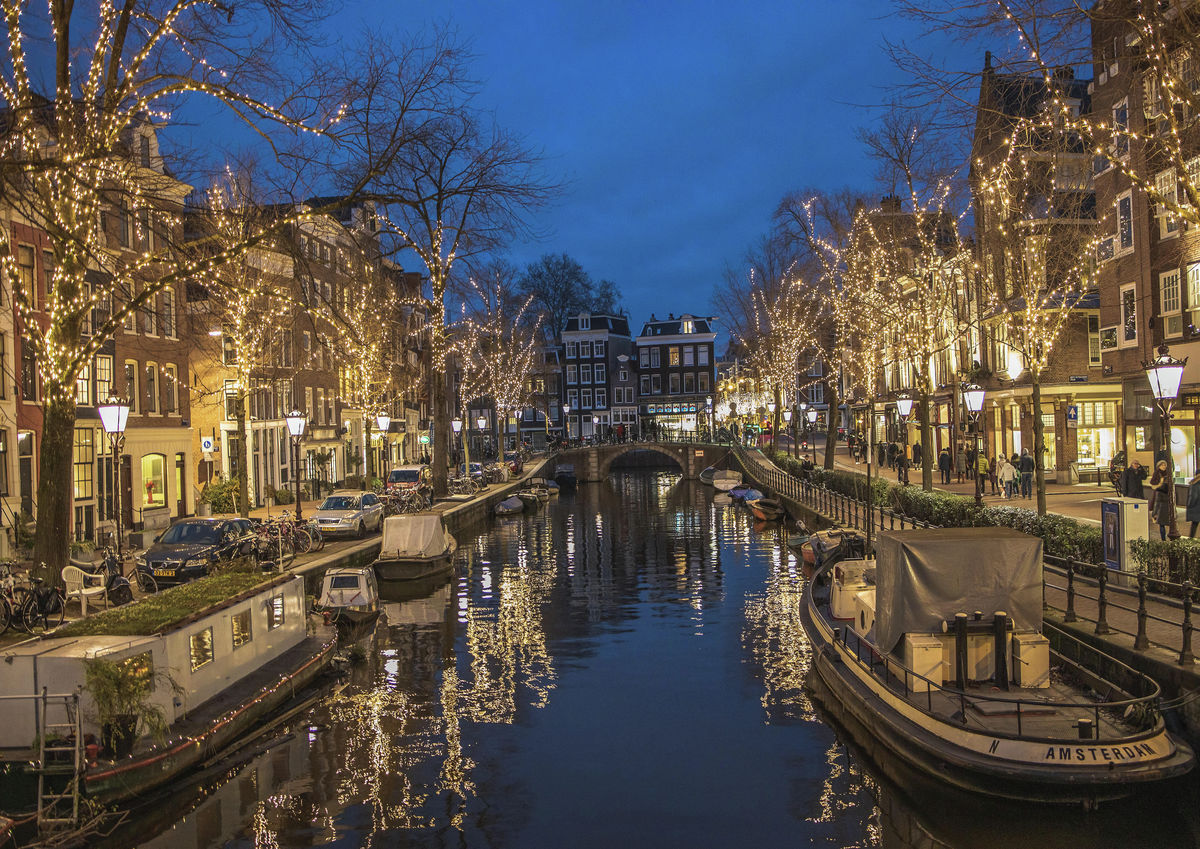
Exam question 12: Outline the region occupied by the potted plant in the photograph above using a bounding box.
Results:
[83,655,178,759]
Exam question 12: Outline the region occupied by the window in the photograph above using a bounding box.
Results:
[138,209,152,252]
[1121,283,1138,346]
[121,283,136,332]
[1116,191,1135,254]
[565,342,577,359]
[94,354,112,400]
[595,364,606,384]
[190,627,215,670]
[566,364,577,385]
[73,427,93,500]
[145,363,158,413]
[594,340,605,357]
[698,371,710,392]
[16,246,34,307]
[1162,267,1182,315]
[639,348,649,367]
[581,389,592,409]
[116,206,130,248]
[164,364,178,413]
[1189,264,1200,323]
[162,288,176,338]
[141,453,165,507]
[683,372,695,394]
[42,250,54,303]
[669,346,680,367]
[579,341,591,358]
[619,368,627,382]
[141,290,156,335]
[1113,98,1129,158]
[595,389,606,409]
[669,373,680,394]
[124,360,138,412]
[232,610,252,647]
[683,346,694,366]
[222,327,237,365]
[75,361,90,406]
[567,389,579,409]
[1156,169,1181,237]
[682,318,694,333]
[581,364,592,384]
[640,374,650,395]
[698,346,709,366]
[140,135,151,167]
[650,347,660,368]
[579,315,590,330]
[1088,314,1102,366]
[21,348,37,402]
[651,374,662,394]
[0,430,9,496]
[224,381,238,420]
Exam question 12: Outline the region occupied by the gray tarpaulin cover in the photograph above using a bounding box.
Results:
[873,528,1043,654]
[380,514,452,559]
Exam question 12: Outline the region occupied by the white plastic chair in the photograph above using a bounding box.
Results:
[61,565,106,616]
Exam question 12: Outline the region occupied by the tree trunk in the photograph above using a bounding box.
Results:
[920,389,933,492]
[430,320,449,498]
[31,392,77,578]
[236,394,250,519]
[1032,374,1047,516]
[772,386,782,452]
[823,380,840,470]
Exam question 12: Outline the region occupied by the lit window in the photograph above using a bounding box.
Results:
[190,627,214,670]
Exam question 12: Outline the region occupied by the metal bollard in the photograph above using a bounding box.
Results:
[1095,566,1111,635]
[1181,580,1195,665]
[1064,560,1077,623]
[1134,570,1150,651]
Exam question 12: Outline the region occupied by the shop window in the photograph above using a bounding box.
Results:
[1172,425,1196,483]
[190,627,214,671]
[142,453,166,508]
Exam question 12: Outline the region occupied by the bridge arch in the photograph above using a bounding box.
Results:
[599,443,687,478]
[554,441,727,483]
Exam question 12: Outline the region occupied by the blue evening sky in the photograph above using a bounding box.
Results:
[344,2,976,328]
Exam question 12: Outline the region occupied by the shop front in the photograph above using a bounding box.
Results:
[643,402,700,437]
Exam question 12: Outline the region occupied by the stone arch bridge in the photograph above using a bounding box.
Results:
[550,441,732,483]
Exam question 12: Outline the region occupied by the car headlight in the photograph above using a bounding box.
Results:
[184,557,208,569]
[135,554,147,566]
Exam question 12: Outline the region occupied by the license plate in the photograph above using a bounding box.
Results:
[154,569,175,577]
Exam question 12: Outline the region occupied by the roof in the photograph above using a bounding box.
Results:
[562,313,631,336]
[637,313,716,337]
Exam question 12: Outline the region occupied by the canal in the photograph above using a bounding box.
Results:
[109,468,1199,848]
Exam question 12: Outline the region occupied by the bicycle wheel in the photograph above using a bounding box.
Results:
[23,593,63,634]
[10,587,32,632]
[0,598,11,636]
[308,526,325,552]
[275,537,295,568]
[134,570,159,594]
[292,527,313,555]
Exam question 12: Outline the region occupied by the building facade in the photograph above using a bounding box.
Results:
[561,312,634,440]
[635,313,717,435]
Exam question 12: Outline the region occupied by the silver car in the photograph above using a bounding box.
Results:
[313,490,385,538]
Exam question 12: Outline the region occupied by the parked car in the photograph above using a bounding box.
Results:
[314,490,385,538]
[134,518,257,587]
[387,464,432,492]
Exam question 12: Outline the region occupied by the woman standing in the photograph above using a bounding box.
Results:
[1187,471,1200,538]
[1151,460,1173,540]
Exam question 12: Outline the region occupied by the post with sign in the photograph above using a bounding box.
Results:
[1065,405,1079,483]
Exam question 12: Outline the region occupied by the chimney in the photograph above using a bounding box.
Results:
[880,195,902,213]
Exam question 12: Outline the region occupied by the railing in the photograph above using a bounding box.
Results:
[729,441,1199,668]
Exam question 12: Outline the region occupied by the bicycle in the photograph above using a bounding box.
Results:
[252,521,295,569]
[21,574,65,634]
[0,564,31,635]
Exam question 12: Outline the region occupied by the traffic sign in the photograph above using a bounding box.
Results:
[1066,405,1078,428]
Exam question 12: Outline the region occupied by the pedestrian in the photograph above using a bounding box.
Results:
[897,452,910,485]
[1187,472,1200,537]
[1120,459,1147,499]
[887,441,898,471]
[966,444,978,481]
[1148,461,1165,513]
[938,447,952,485]
[878,442,886,467]
[1018,448,1035,499]
[998,455,1018,499]
[955,444,967,483]
[976,452,990,493]
[1152,460,1173,540]
[912,441,923,468]
[989,456,1000,495]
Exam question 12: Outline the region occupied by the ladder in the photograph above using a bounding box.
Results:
[36,687,82,833]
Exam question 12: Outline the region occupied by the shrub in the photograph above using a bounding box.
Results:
[199,479,240,514]
[273,488,294,505]
[1129,538,1200,583]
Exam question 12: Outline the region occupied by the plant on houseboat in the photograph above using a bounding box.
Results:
[83,654,179,759]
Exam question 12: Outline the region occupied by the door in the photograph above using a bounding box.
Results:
[17,431,33,517]
[120,455,133,528]
[175,453,186,518]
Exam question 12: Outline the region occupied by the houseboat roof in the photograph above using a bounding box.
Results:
[1,633,158,660]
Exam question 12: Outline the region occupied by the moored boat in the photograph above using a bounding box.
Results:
[712,470,742,491]
[554,464,577,489]
[516,485,550,507]
[495,495,525,515]
[699,466,717,485]
[799,527,1194,806]
[730,485,760,502]
[316,566,381,626]
[374,514,458,582]
[750,497,786,522]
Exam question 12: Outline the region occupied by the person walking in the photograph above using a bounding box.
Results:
[938,447,952,485]
[955,444,967,484]
[998,455,1018,499]
[912,441,922,469]
[966,444,978,482]
[1018,448,1035,499]
[897,452,910,486]
[1148,461,1165,513]
[1188,471,1200,537]
[976,451,990,494]
[1151,460,1173,540]
[1121,459,1147,499]
[989,455,1000,495]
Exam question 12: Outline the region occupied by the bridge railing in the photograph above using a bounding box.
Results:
[727,441,1197,667]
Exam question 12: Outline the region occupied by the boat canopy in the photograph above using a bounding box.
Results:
[874,528,1043,654]
[380,514,452,559]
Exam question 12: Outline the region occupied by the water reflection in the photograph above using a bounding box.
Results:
[105,470,1200,848]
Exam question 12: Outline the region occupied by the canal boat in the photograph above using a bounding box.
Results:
[516,484,550,507]
[786,532,809,550]
[374,514,458,582]
[799,527,1194,806]
[731,486,761,502]
[699,466,717,485]
[749,497,786,523]
[316,566,381,627]
[712,470,742,491]
[529,476,559,496]
[554,464,577,489]
[495,495,525,515]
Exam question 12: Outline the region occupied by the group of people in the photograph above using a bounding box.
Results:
[1116,458,1200,540]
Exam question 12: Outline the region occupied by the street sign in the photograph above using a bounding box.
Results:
[418,433,431,445]
[1066,405,1079,428]
[200,435,216,452]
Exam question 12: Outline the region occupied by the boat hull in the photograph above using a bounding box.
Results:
[799,577,1193,806]
[374,538,457,582]
[750,499,785,522]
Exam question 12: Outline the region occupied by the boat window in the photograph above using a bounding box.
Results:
[267,594,285,630]
[190,627,214,670]
[320,496,358,510]
[231,610,252,647]
[329,575,360,589]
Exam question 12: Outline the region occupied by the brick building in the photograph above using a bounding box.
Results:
[635,313,717,436]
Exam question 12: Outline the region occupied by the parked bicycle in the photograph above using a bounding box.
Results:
[70,546,157,606]
[0,563,31,635]
[251,520,295,569]
[21,573,66,634]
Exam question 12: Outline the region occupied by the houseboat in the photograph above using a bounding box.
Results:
[799,527,1194,806]
[316,566,381,627]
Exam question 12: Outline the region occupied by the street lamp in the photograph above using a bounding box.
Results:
[375,411,391,477]
[783,407,794,458]
[476,415,488,460]
[98,396,131,556]
[1145,344,1188,538]
[895,392,914,486]
[452,416,468,477]
[563,404,571,442]
[962,382,986,506]
[592,414,601,443]
[285,409,307,520]
[806,407,819,465]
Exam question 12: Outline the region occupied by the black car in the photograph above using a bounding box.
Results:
[134,518,257,586]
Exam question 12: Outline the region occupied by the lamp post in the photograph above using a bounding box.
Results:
[375,410,391,478]
[476,414,488,461]
[705,395,713,441]
[592,414,601,444]
[783,407,794,458]
[285,409,307,520]
[963,383,986,507]
[1145,344,1188,539]
[563,404,571,443]
[452,417,468,478]
[806,407,819,465]
[767,400,777,450]
[98,396,131,557]
[896,392,914,485]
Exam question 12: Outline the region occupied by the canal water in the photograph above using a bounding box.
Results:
[109,468,1199,848]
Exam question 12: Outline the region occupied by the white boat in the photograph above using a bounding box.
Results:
[316,566,380,626]
[800,527,1193,807]
[495,495,525,515]
[712,470,742,491]
[374,514,458,582]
